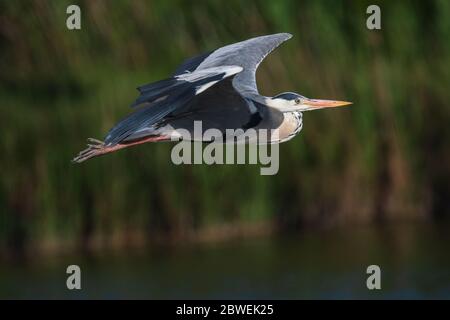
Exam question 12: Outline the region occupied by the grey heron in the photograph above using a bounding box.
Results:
[73,33,351,163]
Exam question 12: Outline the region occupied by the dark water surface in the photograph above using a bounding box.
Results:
[1,222,450,299]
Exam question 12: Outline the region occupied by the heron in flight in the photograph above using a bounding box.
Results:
[73,33,351,163]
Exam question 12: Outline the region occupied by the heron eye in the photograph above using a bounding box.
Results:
[295,98,301,104]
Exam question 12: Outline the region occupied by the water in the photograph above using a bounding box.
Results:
[1,222,450,299]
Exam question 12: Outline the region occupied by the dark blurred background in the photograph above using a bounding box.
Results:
[0,0,449,299]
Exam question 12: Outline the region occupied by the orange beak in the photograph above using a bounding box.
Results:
[304,99,352,109]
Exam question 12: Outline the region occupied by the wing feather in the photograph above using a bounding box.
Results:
[105,66,242,145]
[194,33,292,95]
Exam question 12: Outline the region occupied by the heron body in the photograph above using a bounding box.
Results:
[73,33,350,163]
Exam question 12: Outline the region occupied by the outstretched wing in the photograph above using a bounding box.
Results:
[105,66,242,145]
[106,34,291,145]
[194,33,292,96]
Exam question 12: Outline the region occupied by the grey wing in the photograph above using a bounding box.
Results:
[194,33,292,96]
[105,66,242,145]
[107,34,290,145]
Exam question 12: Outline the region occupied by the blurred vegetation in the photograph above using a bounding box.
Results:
[0,0,449,258]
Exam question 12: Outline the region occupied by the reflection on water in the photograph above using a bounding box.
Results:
[1,222,450,299]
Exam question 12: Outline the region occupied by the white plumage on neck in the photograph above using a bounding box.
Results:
[252,96,301,112]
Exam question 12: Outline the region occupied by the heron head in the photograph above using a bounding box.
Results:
[271,92,352,112]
